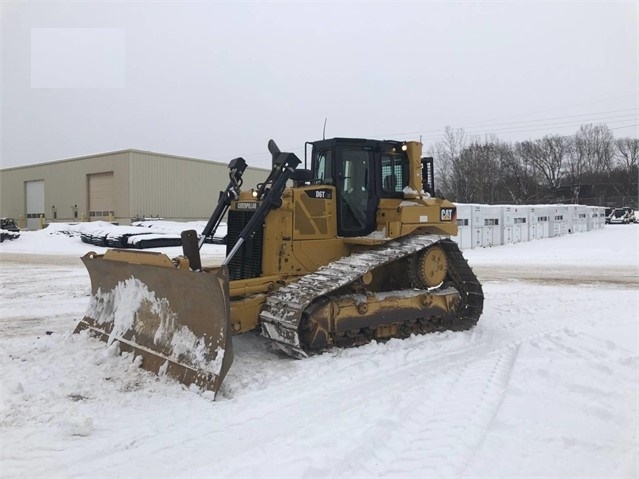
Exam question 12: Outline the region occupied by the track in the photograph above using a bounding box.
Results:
[259,235,484,357]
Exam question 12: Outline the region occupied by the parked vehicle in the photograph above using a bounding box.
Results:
[605,208,613,224]
[622,207,637,224]
[609,208,632,225]
[0,217,20,242]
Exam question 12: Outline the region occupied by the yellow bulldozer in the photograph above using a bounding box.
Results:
[76,137,484,397]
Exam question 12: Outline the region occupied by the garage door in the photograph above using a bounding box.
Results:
[89,172,114,220]
[26,180,44,230]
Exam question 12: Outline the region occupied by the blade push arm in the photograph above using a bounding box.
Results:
[223,152,301,266]
[181,157,247,271]
[198,157,248,248]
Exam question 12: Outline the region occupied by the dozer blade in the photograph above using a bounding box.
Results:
[75,250,233,397]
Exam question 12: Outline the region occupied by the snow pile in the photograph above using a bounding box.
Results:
[38,220,121,237]
[134,219,228,239]
[0,222,228,261]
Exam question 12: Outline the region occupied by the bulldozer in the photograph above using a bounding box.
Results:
[76,137,484,397]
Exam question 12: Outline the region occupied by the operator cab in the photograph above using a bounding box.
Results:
[308,138,412,237]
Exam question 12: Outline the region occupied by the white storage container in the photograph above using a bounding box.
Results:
[564,204,575,233]
[573,205,588,232]
[511,205,530,243]
[452,203,473,250]
[472,204,502,247]
[501,206,514,245]
[529,205,550,240]
[587,206,599,231]
[501,205,530,245]
[549,204,569,237]
[596,206,607,229]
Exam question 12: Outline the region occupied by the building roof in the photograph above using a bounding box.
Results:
[0,148,270,172]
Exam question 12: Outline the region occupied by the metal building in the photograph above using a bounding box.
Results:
[0,149,270,229]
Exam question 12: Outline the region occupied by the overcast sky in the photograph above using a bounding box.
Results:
[1,1,637,169]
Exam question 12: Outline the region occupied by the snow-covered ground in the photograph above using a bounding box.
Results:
[1,225,638,478]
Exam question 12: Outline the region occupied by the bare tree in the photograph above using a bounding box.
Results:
[498,141,532,203]
[429,123,634,206]
[515,135,570,196]
[615,137,639,172]
[432,126,467,199]
[574,124,615,175]
[441,135,513,204]
[610,137,639,200]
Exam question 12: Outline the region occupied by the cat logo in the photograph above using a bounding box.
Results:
[440,208,454,221]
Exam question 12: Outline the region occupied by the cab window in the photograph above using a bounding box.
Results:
[381,153,408,196]
[313,151,333,184]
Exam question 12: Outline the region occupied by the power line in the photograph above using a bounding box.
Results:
[377,108,638,138]
[229,112,639,166]
[446,94,637,126]
[608,122,639,132]
[459,108,636,130]
[415,115,638,141]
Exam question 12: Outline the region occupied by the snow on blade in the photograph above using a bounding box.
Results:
[86,276,222,374]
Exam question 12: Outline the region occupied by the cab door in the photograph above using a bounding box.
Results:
[335,145,377,237]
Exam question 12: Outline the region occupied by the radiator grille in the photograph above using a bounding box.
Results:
[226,210,264,280]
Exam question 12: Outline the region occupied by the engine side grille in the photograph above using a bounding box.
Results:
[226,210,264,281]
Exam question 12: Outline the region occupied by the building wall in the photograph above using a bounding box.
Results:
[0,151,130,225]
[127,151,268,221]
[0,149,270,227]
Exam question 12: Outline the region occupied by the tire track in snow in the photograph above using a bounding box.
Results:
[211,336,526,477]
[223,320,587,409]
[322,344,520,478]
[101,340,524,478]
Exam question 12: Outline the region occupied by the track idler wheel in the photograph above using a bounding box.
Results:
[410,245,448,288]
[298,297,332,352]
